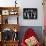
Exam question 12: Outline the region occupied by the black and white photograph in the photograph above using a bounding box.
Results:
[23,8,37,19]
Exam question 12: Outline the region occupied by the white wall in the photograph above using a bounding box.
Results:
[0,0,44,26]
[18,0,44,26]
[0,0,15,7]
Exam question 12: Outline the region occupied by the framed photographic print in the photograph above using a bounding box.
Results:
[2,10,9,15]
[23,8,37,19]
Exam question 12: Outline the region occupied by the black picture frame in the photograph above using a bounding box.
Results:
[23,8,37,19]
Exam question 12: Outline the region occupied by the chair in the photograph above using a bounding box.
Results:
[21,28,41,46]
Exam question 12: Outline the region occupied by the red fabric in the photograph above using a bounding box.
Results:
[21,28,41,46]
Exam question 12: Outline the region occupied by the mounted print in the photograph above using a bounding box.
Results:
[23,8,37,19]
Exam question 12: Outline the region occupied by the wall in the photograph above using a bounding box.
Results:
[0,0,15,7]
[18,0,44,26]
[0,0,44,26]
